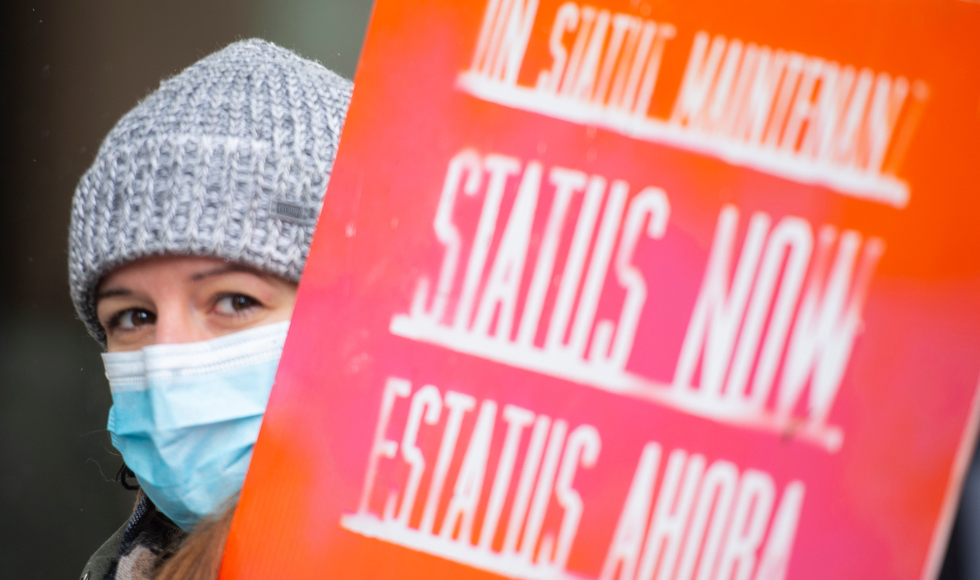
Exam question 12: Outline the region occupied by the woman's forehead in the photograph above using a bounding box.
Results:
[99,256,260,290]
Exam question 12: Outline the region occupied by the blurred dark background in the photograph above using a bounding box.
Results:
[0,1,977,579]
[0,1,371,577]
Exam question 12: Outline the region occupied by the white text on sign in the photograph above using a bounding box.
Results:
[390,149,884,451]
[457,0,928,207]
[341,378,806,580]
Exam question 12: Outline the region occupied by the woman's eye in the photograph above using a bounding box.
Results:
[114,309,156,330]
[214,294,261,315]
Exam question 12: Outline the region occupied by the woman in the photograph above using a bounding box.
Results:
[71,39,352,579]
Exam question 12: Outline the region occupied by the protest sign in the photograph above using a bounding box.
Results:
[222,1,980,578]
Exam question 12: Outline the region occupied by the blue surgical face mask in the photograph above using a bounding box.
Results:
[102,320,289,530]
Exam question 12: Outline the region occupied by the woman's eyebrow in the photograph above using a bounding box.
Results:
[96,288,132,302]
[190,264,269,282]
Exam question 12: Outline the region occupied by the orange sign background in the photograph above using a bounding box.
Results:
[222,1,980,579]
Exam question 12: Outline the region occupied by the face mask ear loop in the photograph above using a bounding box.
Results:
[116,462,140,491]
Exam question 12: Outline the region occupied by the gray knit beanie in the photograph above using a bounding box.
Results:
[69,39,352,345]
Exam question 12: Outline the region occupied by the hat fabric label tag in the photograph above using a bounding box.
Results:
[271,200,317,225]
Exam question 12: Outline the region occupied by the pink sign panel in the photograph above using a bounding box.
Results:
[223,1,980,579]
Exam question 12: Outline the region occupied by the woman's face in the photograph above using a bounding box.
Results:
[96,256,298,352]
